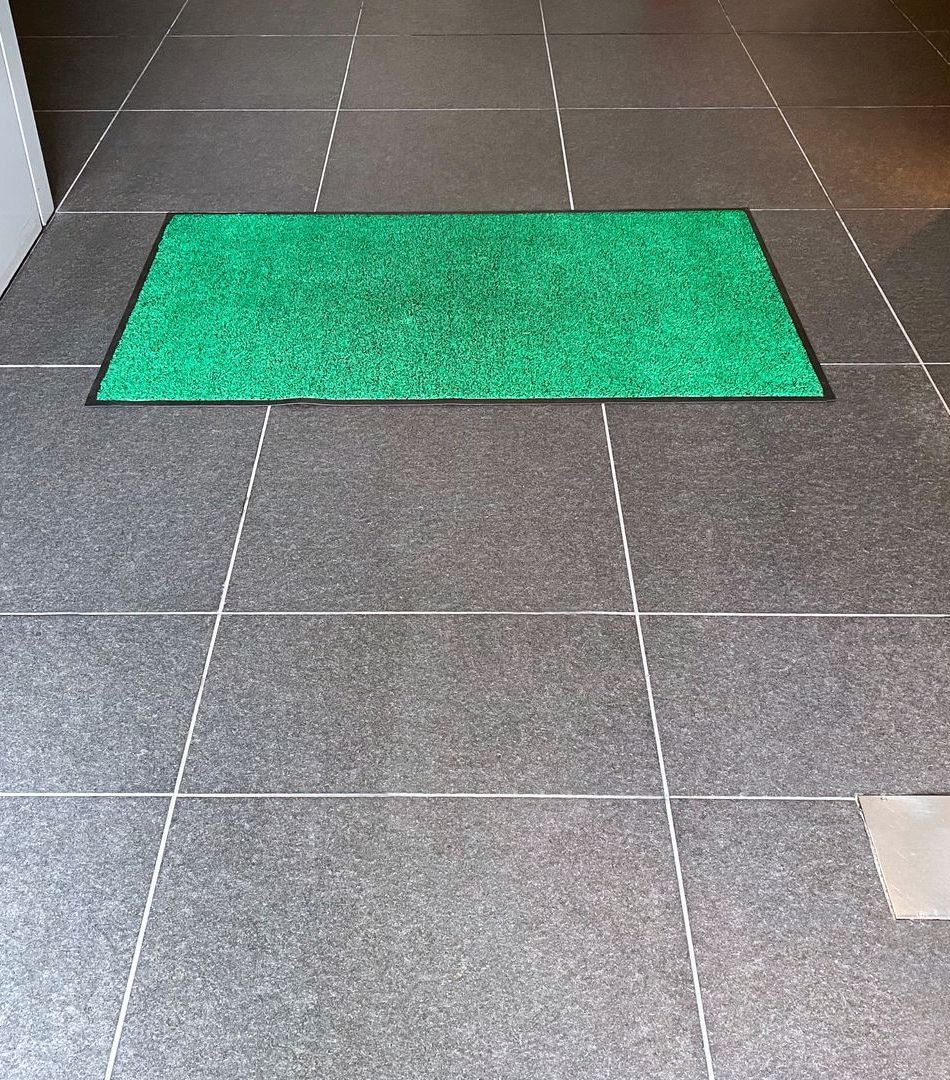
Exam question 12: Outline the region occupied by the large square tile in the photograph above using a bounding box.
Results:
[788,107,950,208]
[0,213,163,366]
[10,0,182,35]
[750,210,913,364]
[63,111,333,211]
[128,36,351,109]
[541,0,732,33]
[606,367,950,612]
[359,0,543,33]
[227,406,628,610]
[645,615,950,796]
[113,798,707,1079]
[676,800,950,1080]
[895,0,950,29]
[174,0,361,34]
[0,615,212,792]
[0,371,263,610]
[842,210,950,363]
[549,34,769,107]
[317,110,569,210]
[743,33,950,106]
[720,0,910,30]
[930,364,950,401]
[0,798,163,1080]
[928,29,950,58]
[561,109,828,209]
[343,35,552,108]
[33,112,110,204]
[19,36,156,110]
[186,614,658,793]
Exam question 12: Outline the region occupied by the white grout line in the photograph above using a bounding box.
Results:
[640,610,950,618]
[181,791,665,800]
[313,4,363,210]
[101,406,271,1080]
[671,794,859,802]
[221,609,639,617]
[0,790,863,801]
[55,0,194,211]
[601,403,717,1080]
[171,32,352,37]
[886,0,950,65]
[750,206,950,211]
[18,30,930,38]
[34,105,950,114]
[569,104,950,110]
[832,214,950,415]
[537,0,574,209]
[1,608,948,619]
[53,205,950,215]
[0,791,173,798]
[715,1,950,418]
[0,610,215,617]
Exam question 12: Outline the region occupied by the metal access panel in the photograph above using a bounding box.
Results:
[860,795,950,920]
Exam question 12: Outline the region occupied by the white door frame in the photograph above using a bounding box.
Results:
[0,0,52,224]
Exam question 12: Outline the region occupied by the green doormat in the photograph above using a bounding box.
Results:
[89,210,829,405]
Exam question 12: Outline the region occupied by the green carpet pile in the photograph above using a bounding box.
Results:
[91,210,826,403]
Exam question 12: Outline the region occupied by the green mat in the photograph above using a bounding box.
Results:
[89,210,829,405]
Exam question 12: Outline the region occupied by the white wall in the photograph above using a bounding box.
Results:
[0,0,52,293]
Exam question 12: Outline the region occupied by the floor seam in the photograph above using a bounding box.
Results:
[601,403,718,1080]
[313,3,363,210]
[54,0,195,211]
[714,0,950,417]
[99,405,271,1080]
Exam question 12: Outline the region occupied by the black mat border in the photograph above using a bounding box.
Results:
[86,208,833,407]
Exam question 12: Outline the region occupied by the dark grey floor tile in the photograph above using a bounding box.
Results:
[788,107,950,208]
[63,111,333,211]
[10,0,183,35]
[0,213,163,366]
[646,615,950,796]
[721,0,911,30]
[228,406,627,610]
[550,34,769,107]
[929,29,950,58]
[0,371,263,610]
[542,0,732,33]
[343,35,552,108]
[750,210,913,363]
[186,614,658,794]
[33,111,110,203]
[0,798,163,1080]
[0,616,212,792]
[19,36,156,110]
[128,36,350,109]
[676,801,950,1080]
[175,0,361,34]
[562,109,827,208]
[842,210,950,363]
[743,33,950,106]
[930,364,950,400]
[360,0,543,33]
[113,798,706,1080]
[607,367,950,613]
[318,109,569,210]
[895,0,950,28]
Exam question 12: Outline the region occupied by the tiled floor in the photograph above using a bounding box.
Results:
[2,0,949,1077]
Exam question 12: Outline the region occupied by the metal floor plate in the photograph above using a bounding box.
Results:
[860,796,950,920]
